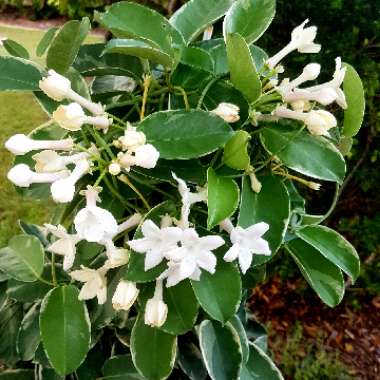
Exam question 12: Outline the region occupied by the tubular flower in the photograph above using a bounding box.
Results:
[112,280,139,311]
[211,103,240,123]
[33,150,88,173]
[144,280,168,327]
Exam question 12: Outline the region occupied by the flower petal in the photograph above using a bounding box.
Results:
[238,249,253,274]
[141,219,160,237]
[197,251,217,274]
[145,250,164,271]
[199,235,225,251]
[223,244,240,262]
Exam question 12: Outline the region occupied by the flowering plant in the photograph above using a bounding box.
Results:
[0,0,365,379]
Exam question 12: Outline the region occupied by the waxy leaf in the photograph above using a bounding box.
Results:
[286,239,345,307]
[36,27,58,57]
[199,320,243,380]
[230,315,249,363]
[170,0,235,43]
[260,123,346,183]
[3,39,29,59]
[239,176,290,265]
[131,315,177,380]
[139,110,234,160]
[0,56,42,91]
[47,18,91,74]
[180,46,214,72]
[178,337,208,380]
[207,168,240,229]
[296,225,360,282]
[0,235,44,282]
[40,285,91,376]
[102,354,145,380]
[191,258,241,323]
[224,0,276,44]
[17,304,40,361]
[226,33,261,103]
[223,130,251,170]
[343,63,365,137]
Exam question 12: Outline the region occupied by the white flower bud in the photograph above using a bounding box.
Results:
[302,63,321,81]
[133,144,160,169]
[211,102,240,123]
[249,172,262,193]
[117,151,135,171]
[144,280,168,328]
[305,110,337,136]
[39,69,71,101]
[112,280,139,311]
[5,134,74,156]
[118,128,146,151]
[33,150,88,173]
[108,162,121,175]
[53,103,85,131]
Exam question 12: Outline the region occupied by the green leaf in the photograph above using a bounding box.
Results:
[199,320,243,380]
[17,303,40,361]
[226,33,261,102]
[286,239,345,307]
[170,0,235,43]
[180,46,214,72]
[191,258,241,323]
[240,343,283,380]
[104,39,173,67]
[223,130,251,170]
[131,315,177,380]
[40,285,91,376]
[207,168,239,229]
[178,337,207,380]
[239,176,290,265]
[47,18,91,74]
[260,123,346,183]
[0,235,44,282]
[229,315,249,363]
[139,110,234,160]
[3,39,29,59]
[0,56,42,91]
[102,354,145,380]
[126,202,177,283]
[7,279,52,303]
[295,225,360,282]
[36,27,58,57]
[224,0,276,44]
[91,75,136,96]
[0,370,34,380]
[342,63,365,137]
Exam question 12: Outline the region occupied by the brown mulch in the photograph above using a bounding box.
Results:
[249,277,380,380]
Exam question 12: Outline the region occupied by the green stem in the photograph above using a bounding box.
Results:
[197,76,222,109]
[173,86,190,110]
[51,253,57,287]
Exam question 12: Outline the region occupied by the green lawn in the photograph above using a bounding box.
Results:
[0,24,102,246]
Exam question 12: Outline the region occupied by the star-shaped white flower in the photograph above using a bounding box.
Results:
[128,219,182,271]
[45,224,81,271]
[222,221,271,274]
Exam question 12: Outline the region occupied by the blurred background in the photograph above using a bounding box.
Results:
[0,1,379,379]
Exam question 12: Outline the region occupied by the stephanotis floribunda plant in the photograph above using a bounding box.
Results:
[0,1,365,379]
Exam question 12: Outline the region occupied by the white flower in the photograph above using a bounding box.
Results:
[172,172,207,229]
[108,162,121,176]
[5,134,74,156]
[117,151,135,171]
[267,19,321,68]
[221,219,271,274]
[117,125,146,151]
[249,171,262,193]
[161,228,224,287]
[304,110,337,136]
[39,70,104,115]
[116,213,142,235]
[112,280,139,311]
[104,245,130,269]
[7,164,69,188]
[45,224,81,271]
[50,159,91,203]
[128,220,182,271]
[33,150,88,173]
[74,186,118,243]
[144,280,168,328]
[133,144,160,169]
[211,103,240,123]
[70,265,108,304]
[284,88,338,106]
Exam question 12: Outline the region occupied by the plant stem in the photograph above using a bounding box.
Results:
[118,174,151,210]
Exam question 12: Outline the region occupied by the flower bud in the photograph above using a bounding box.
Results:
[112,280,139,311]
[249,172,262,193]
[134,144,160,169]
[305,110,337,136]
[53,103,85,131]
[211,103,240,123]
[39,70,71,101]
[302,63,321,81]
[144,280,168,328]
[118,129,146,151]
[108,162,121,176]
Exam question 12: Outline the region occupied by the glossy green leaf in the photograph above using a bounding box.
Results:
[0,56,42,91]
[180,46,214,72]
[207,168,239,229]
[342,63,365,137]
[131,315,177,380]
[224,0,276,44]
[230,315,249,363]
[199,320,242,380]
[296,225,360,282]
[104,39,173,67]
[0,235,44,282]
[0,370,34,380]
[139,110,234,159]
[226,33,261,102]
[36,27,58,57]
[102,354,145,380]
[260,123,346,183]
[178,337,208,380]
[223,130,251,170]
[7,279,51,303]
[191,258,241,323]
[240,343,283,380]
[3,39,29,59]
[170,0,235,43]
[17,304,40,361]
[40,285,91,376]
[239,176,290,265]
[286,239,345,307]
[126,202,176,283]
[47,18,91,74]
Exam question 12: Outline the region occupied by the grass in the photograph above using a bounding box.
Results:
[0,23,102,246]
